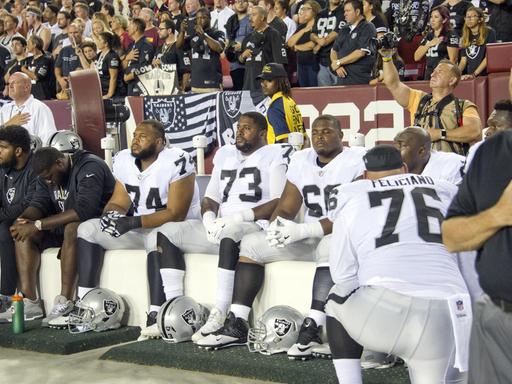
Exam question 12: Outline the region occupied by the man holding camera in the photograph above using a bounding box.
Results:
[330,0,376,85]
[381,49,482,155]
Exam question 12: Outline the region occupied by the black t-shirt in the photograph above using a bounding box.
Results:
[312,6,346,66]
[156,41,189,77]
[185,28,225,88]
[461,27,496,75]
[270,17,288,41]
[242,26,288,92]
[26,54,55,100]
[446,131,512,302]
[55,45,80,76]
[369,14,388,35]
[332,19,376,85]
[0,44,11,94]
[125,37,155,96]
[432,0,472,36]
[487,0,512,42]
[420,30,459,79]
[295,23,316,65]
[95,49,124,96]
[7,57,31,77]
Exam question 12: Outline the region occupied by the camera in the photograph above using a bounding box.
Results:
[372,32,399,51]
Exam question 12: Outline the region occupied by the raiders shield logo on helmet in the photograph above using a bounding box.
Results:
[274,318,292,337]
[103,299,118,316]
[6,187,15,203]
[181,308,197,327]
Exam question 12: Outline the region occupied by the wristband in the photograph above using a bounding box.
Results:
[202,211,216,225]
[240,209,255,222]
[382,57,392,62]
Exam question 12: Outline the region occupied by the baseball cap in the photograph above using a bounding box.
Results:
[256,63,287,80]
[363,145,403,171]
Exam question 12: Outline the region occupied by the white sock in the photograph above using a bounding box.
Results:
[215,268,235,314]
[230,304,251,321]
[149,305,160,314]
[308,309,326,328]
[78,286,94,299]
[333,359,362,384]
[160,268,185,300]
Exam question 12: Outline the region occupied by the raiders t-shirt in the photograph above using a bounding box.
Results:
[312,6,346,66]
[95,49,124,96]
[26,54,55,100]
[125,37,155,96]
[420,31,459,80]
[461,27,496,76]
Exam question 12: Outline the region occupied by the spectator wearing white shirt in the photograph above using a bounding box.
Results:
[275,0,296,42]
[211,0,235,36]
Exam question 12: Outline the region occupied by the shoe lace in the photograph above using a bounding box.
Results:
[51,302,70,315]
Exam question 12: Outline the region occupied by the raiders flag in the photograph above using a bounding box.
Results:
[134,64,179,96]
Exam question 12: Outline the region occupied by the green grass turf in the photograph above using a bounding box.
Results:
[0,320,140,355]
[101,340,411,384]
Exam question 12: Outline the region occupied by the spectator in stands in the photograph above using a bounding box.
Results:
[0,13,23,53]
[382,50,481,155]
[258,62,306,144]
[275,0,296,42]
[432,0,471,37]
[122,17,155,96]
[111,15,134,53]
[0,126,37,315]
[75,40,98,70]
[183,8,225,93]
[224,0,253,90]
[140,8,162,49]
[3,146,115,325]
[43,4,61,41]
[131,1,145,18]
[60,0,74,17]
[311,0,344,86]
[487,0,512,42]
[92,12,111,30]
[168,0,185,29]
[4,36,29,93]
[25,7,51,52]
[55,23,82,94]
[258,0,287,40]
[153,19,189,92]
[21,35,55,100]
[91,18,111,52]
[287,0,321,87]
[0,72,57,144]
[386,0,429,41]
[211,0,235,36]
[459,6,496,80]
[330,0,376,85]
[94,32,125,99]
[240,6,287,92]
[73,2,92,37]
[363,0,387,37]
[0,37,10,96]
[414,5,459,80]
[101,3,115,25]
[52,11,71,59]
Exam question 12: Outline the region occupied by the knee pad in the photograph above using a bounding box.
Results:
[157,232,185,270]
[218,238,240,270]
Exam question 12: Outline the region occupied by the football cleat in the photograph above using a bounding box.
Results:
[44,295,74,328]
[287,317,322,360]
[192,307,225,343]
[196,312,248,350]
[138,311,161,340]
[312,343,332,359]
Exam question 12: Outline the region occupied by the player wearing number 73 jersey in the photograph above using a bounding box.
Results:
[157,112,292,342]
[325,145,471,384]
[70,120,201,338]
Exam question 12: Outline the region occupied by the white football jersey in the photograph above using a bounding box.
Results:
[329,173,467,298]
[113,147,200,218]
[287,147,366,223]
[205,144,293,218]
[422,151,465,185]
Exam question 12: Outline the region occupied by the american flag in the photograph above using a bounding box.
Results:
[143,93,218,156]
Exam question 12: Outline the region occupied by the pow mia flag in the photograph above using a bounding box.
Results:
[135,64,179,96]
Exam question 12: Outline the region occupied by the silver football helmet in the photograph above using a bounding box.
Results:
[68,288,125,333]
[157,296,209,343]
[29,134,42,152]
[248,305,304,355]
[48,130,83,153]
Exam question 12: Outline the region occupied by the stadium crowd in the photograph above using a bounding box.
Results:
[0,0,510,383]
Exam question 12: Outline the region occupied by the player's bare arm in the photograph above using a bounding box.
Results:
[201,196,220,216]
[270,181,303,221]
[103,180,133,214]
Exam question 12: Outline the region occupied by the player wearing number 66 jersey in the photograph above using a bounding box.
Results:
[197,115,366,357]
[70,120,200,338]
[325,145,471,384]
[157,111,292,343]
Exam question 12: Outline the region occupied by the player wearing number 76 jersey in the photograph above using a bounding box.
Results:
[69,120,201,338]
[157,111,293,342]
[325,145,471,384]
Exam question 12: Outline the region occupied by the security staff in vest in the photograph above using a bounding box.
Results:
[381,49,482,155]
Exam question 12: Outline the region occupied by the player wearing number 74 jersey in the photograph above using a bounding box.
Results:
[66,120,201,338]
[157,111,293,342]
[325,145,471,384]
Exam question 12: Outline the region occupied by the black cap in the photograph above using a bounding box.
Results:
[363,145,403,171]
[256,63,287,80]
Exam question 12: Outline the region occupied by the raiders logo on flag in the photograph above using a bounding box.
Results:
[6,187,15,203]
[222,91,243,119]
[274,318,292,337]
[181,308,197,327]
[103,299,118,316]
[145,97,177,128]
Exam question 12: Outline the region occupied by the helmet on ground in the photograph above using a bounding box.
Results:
[48,130,83,153]
[247,305,304,355]
[29,134,42,152]
[68,288,125,333]
[157,296,209,343]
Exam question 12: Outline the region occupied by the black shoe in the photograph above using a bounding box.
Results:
[146,311,158,327]
[196,312,248,350]
[287,317,322,360]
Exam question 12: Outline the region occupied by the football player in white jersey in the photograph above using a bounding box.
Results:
[197,115,366,358]
[157,111,292,342]
[66,120,200,338]
[394,126,465,185]
[325,145,471,384]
